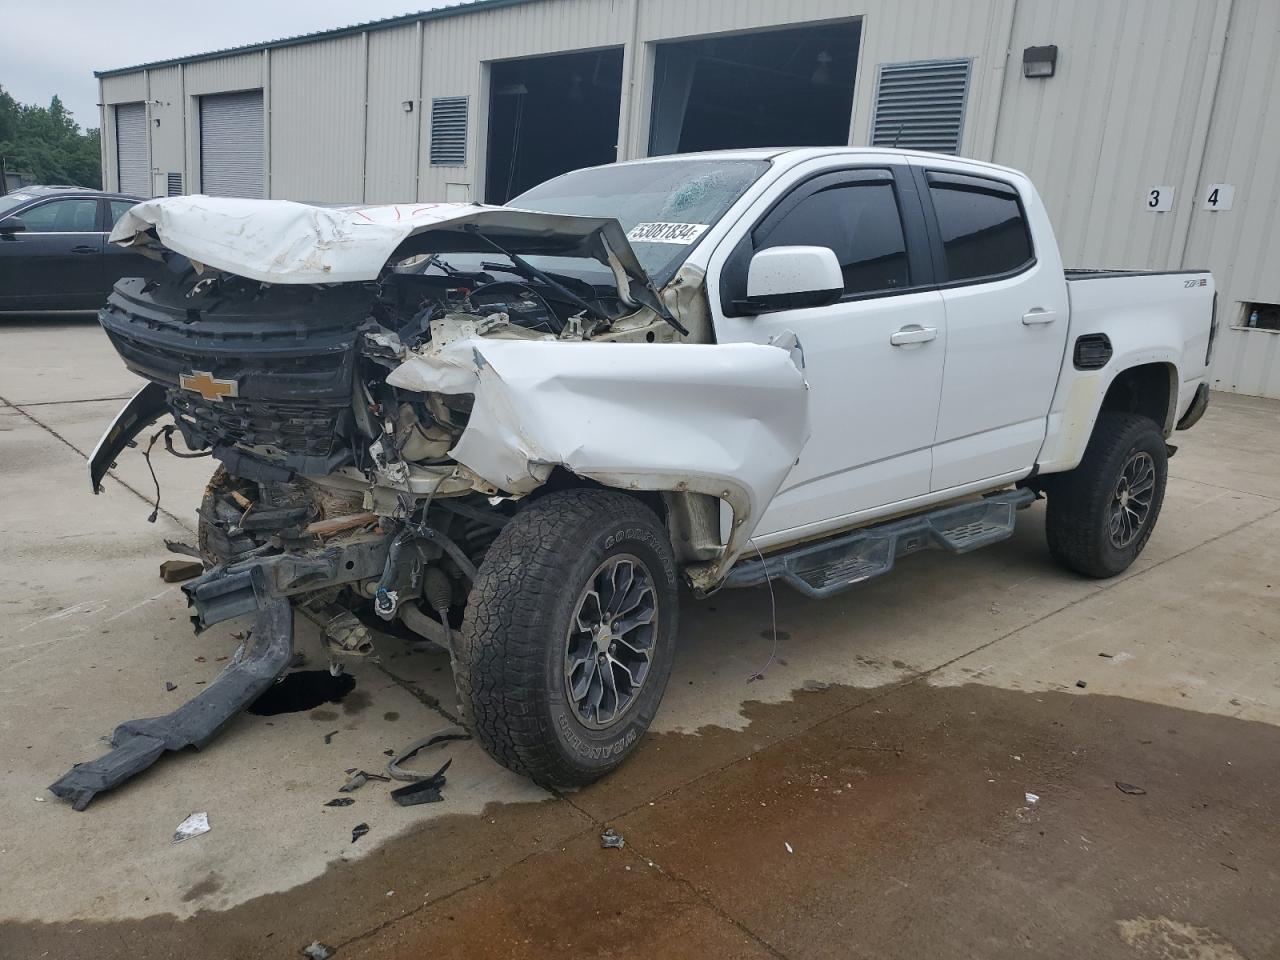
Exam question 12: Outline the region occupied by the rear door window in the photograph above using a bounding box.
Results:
[757,180,911,296]
[109,199,137,227]
[926,173,1034,282]
[19,198,100,233]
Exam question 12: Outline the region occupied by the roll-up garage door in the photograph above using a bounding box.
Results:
[115,103,149,197]
[200,90,264,198]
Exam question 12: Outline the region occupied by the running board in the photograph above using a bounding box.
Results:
[722,488,1037,600]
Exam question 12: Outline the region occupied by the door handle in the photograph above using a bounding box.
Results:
[889,325,938,346]
[71,245,98,254]
[1022,308,1057,325]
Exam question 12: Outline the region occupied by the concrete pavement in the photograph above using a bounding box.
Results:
[1,316,1277,959]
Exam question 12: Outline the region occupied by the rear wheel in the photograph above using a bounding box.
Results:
[454,489,678,786]
[1045,412,1168,578]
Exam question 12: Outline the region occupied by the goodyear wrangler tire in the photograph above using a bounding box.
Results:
[455,489,678,786]
[1045,412,1168,579]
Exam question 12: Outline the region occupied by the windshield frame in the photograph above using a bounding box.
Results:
[508,157,772,288]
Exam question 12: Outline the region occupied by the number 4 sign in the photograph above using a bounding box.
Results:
[1146,186,1174,212]
[1202,183,1234,211]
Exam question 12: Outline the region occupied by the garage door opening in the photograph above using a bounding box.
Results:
[648,20,860,156]
[485,48,624,203]
[200,90,264,198]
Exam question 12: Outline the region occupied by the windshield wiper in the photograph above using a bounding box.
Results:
[464,226,608,326]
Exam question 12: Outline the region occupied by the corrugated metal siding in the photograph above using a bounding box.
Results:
[184,53,263,95]
[269,36,365,201]
[100,73,147,104]
[1183,0,1280,397]
[366,25,422,202]
[991,0,1221,271]
[146,66,185,196]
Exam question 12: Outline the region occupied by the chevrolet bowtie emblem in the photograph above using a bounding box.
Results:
[180,370,239,403]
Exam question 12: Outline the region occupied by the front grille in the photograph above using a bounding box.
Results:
[99,273,375,474]
[169,390,348,458]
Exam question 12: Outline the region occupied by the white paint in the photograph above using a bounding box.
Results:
[387,337,811,576]
[109,196,657,300]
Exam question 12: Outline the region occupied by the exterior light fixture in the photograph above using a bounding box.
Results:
[1022,45,1058,78]
[402,100,414,112]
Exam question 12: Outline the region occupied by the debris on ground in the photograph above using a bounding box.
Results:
[302,941,335,960]
[173,811,210,843]
[1116,781,1148,795]
[164,681,177,692]
[387,730,470,781]
[194,656,206,663]
[351,823,370,843]
[390,766,450,806]
[339,770,391,793]
[1099,652,1114,658]
[323,730,339,745]
[48,602,294,811]
[600,828,625,849]
[1025,792,1040,805]
[324,798,355,807]
[785,842,794,854]
[1076,680,1088,688]
[159,558,204,583]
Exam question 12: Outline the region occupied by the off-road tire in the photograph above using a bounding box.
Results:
[455,489,679,787]
[1045,412,1168,578]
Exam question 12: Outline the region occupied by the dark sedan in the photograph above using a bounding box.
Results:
[0,186,167,312]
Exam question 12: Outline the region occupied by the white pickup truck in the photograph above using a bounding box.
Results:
[53,148,1216,808]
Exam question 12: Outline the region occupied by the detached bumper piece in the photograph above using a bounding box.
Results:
[48,601,294,811]
[724,488,1037,600]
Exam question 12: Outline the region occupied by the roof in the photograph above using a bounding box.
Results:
[95,0,538,78]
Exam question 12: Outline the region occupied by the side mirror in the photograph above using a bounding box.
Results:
[742,246,843,314]
[0,216,26,234]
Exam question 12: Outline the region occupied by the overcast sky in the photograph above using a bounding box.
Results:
[1,1,457,130]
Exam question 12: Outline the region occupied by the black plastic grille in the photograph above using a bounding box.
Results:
[169,390,347,458]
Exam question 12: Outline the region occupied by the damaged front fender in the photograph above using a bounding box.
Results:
[387,339,811,584]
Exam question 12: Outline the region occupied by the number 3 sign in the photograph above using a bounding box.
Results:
[1146,186,1174,212]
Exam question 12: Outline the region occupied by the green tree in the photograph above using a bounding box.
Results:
[0,86,102,190]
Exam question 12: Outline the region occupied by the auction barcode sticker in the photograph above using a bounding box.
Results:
[626,222,710,245]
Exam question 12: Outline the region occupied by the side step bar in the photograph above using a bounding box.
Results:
[722,488,1037,600]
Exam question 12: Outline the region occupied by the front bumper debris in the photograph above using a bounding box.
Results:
[48,600,294,811]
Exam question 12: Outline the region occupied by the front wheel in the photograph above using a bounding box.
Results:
[1045,412,1168,578]
[454,490,679,786]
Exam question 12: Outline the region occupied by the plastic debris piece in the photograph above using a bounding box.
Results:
[1115,781,1147,796]
[165,681,177,692]
[323,730,339,745]
[600,828,625,850]
[351,823,370,843]
[160,559,204,583]
[387,730,471,781]
[390,771,448,807]
[382,749,395,757]
[1076,680,1088,688]
[302,941,334,960]
[1025,792,1040,805]
[1098,652,1114,658]
[173,811,210,843]
[324,798,355,807]
[784,842,794,854]
[339,770,390,793]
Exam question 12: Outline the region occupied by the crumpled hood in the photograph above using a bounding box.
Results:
[109,196,672,315]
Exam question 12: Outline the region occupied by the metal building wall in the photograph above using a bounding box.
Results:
[268,36,366,201]
[1182,0,1280,397]
[366,24,424,203]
